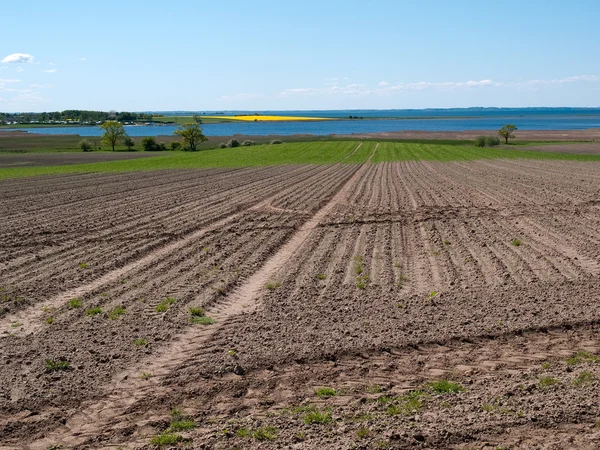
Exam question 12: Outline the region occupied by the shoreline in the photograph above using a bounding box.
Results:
[2,128,600,142]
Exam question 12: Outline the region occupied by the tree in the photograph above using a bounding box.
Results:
[99,121,128,151]
[79,139,93,152]
[498,124,517,144]
[141,136,160,151]
[173,123,208,152]
[123,136,135,151]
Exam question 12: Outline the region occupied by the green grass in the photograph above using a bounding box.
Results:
[370,141,600,163]
[566,351,600,365]
[315,387,337,398]
[151,433,184,446]
[107,306,126,320]
[302,407,332,424]
[85,306,103,316]
[45,359,71,372]
[427,380,464,394]
[155,296,177,313]
[3,139,600,181]
[385,391,426,415]
[0,141,360,180]
[191,316,215,325]
[66,298,82,309]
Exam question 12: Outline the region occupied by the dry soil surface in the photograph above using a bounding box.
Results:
[2,151,600,449]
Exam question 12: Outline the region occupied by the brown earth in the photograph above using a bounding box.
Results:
[2,149,600,449]
[0,152,163,168]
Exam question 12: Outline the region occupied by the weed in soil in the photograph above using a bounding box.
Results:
[45,359,71,373]
[566,351,600,365]
[427,380,464,394]
[107,306,126,320]
[86,307,103,316]
[155,297,177,312]
[67,298,82,309]
[315,387,337,398]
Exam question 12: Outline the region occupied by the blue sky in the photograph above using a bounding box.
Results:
[1,0,599,112]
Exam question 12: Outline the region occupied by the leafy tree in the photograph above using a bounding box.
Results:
[79,139,93,152]
[123,136,135,151]
[169,141,181,151]
[100,121,128,151]
[173,123,208,152]
[498,124,517,144]
[141,136,161,151]
[227,139,240,148]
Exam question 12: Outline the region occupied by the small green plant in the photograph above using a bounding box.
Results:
[511,238,521,247]
[10,322,22,328]
[443,240,451,245]
[108,306,126,320]
[357,427,371,439]
[189,306,205,317]
[353,256,364,275]
[366,384,383,394]
[541,362,551,370]
[134,338,148,346]
[78,262,89,270]
[574,371,595,386]
[168,419,196,432]
[385,390,425,415]
[303,407,332,424]
[265,282,281,290]
[45,359,71,372]
[155,297,177,312]
[538,376,559,388]
[566,351,600,365]
[141,372,153,380]
[151,433,183,446]
[67,298,82,309]
[317,273,327,280]
[427,380,464,394]
[252,426,277,441]
[45,316,54,325]
[228,349,236,357]
[427,291,437,301]
[356,274,369,289]
[315,387,337,398]
[236,427,250,437]
[86,307,103,316]
[191,316,215,325]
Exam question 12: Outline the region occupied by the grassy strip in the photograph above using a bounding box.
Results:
[0,141,361,180]
[1,140,600,181]
[371,142,600,163]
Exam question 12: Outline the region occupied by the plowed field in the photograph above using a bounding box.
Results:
[2,145,600,449]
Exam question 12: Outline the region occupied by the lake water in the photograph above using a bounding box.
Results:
[4,108,600,137]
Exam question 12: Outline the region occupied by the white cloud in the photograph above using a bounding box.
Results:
[80,57,86,61]
[379,81,389,86]
[49,62,56,66]
[31,83,52,88]
[513,74,600,88]
[43,69,58,73]
[280,88,316,96]
[1,53,34,64]
[220,92,263,101]
[16,66,24,73]
[0,78,21,85]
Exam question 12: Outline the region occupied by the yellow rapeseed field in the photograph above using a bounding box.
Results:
[202,115,332,121]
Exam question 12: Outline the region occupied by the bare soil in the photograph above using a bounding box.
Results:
[2,150,600,449]
[0,152,162,168]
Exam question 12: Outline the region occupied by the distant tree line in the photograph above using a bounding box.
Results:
[0,110,155,124]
